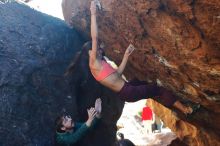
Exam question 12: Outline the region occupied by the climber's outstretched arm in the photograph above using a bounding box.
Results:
[90,1,98,63]
[117,44,135,75]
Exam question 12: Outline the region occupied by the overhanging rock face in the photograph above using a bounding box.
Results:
[62,0,220,146]
[0,2,123,146]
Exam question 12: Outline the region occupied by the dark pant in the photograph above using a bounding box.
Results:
[118,79,177,107]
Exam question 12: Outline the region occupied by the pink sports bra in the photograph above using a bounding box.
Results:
[92,60,116,81]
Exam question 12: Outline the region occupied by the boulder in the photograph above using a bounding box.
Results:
[0,2,123,146]
[62,0,220,146]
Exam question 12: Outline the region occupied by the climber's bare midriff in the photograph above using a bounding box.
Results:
[99,72,125,92]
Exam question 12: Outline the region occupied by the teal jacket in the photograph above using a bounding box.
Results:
[56,118,99,145]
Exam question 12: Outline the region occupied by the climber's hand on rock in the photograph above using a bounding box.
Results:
[90,1,97,15]
[124,44,135,57]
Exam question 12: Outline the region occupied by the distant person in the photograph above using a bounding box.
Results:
[142,105,154,134]
[116,132,135,146]
[55,98,102,145]
[154,114,163,133]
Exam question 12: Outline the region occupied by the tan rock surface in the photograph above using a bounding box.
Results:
[62,0,220,145]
